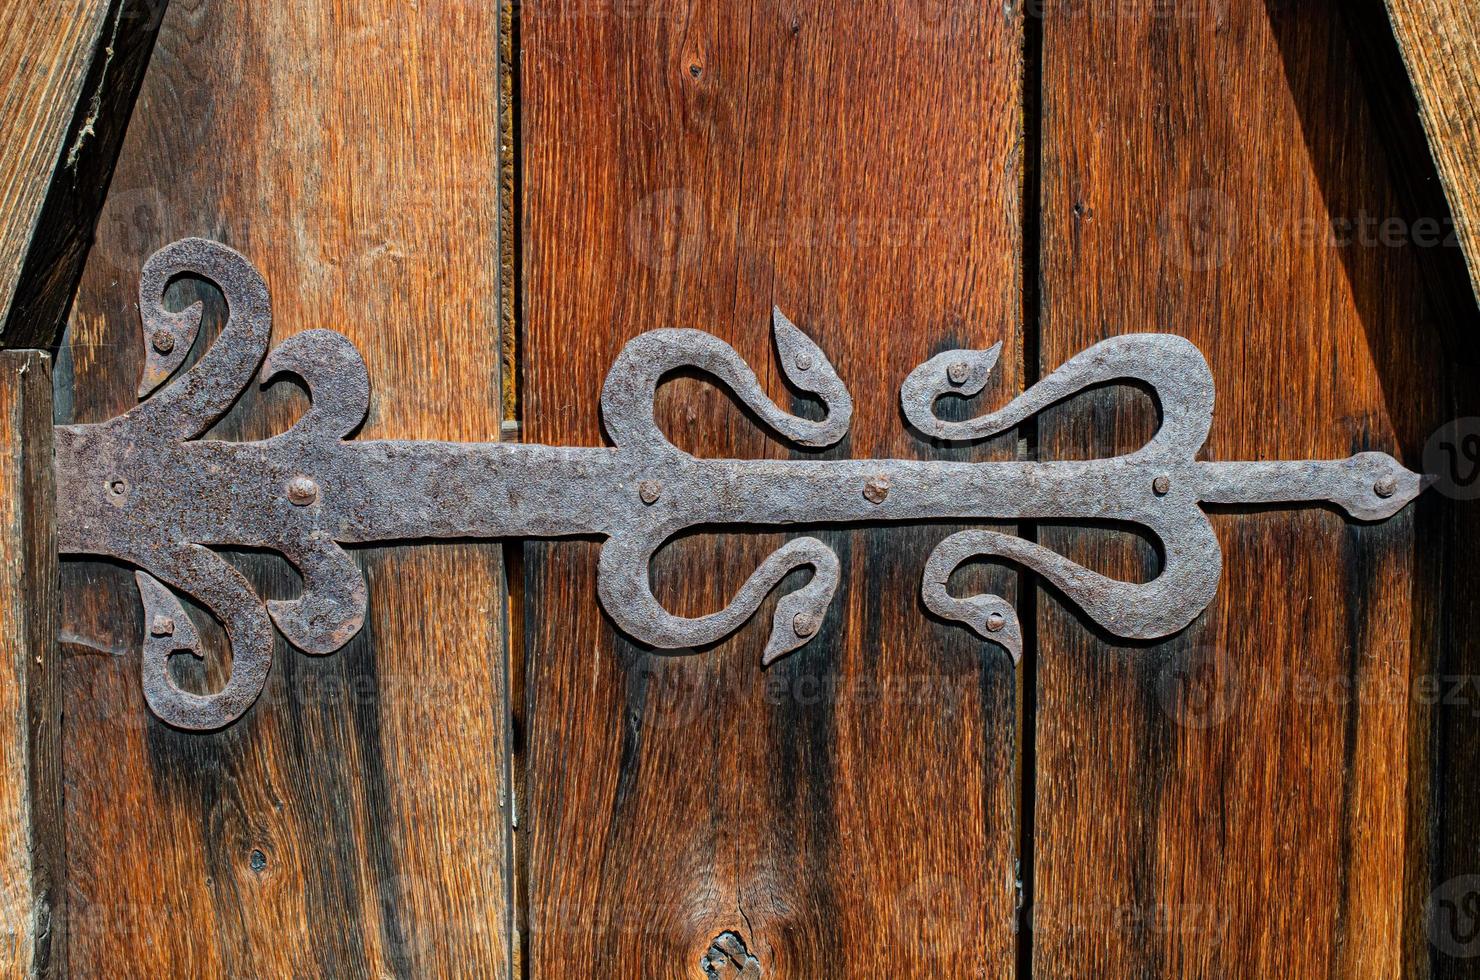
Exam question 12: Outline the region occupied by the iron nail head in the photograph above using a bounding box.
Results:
[863,476,890,504]
[151,329,176,355]
[947,361,971,386]
[639,480,663,505]
[1153,475,1172,496]
[150,615,176,638]
[286,476,319,507]
[986,612,1007,633]
[1374,475,1397,499]
[793,611,821,638]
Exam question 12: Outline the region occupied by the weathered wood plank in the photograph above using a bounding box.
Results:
[0,0,163,348]
[1034,2,1450,976]
[1385,0,1480,301]
[0,0,111,327]
[56,1,512,976]
[0,351,62,978]
[520,1,1024,974]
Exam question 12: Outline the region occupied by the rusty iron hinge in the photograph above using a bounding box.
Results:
[54,239,1426,730]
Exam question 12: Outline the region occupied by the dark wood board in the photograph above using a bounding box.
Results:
[0,351,62,978]
[1370,2,1480,976]
[519,1,1026,974]
[55,1,513,976]
[1034,1,1471,976]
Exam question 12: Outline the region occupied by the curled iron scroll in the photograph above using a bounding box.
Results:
[596,310,852,663]
[906,334,1222,657]
[53,239,1425,730]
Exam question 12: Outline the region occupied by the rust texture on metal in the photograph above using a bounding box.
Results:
[53,239,1427,730]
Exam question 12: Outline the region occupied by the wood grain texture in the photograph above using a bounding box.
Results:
[0,0,110,327]
[520,1,1024,974]
[1359,3,1480,975]
[0,0,162,348]
[0,351,62,978]
[1034,1,1454,976]
[1337,9,1480,977]
[56,0,512,976]
[1385,0,1480,301]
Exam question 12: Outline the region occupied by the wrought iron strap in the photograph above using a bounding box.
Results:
[54,238,1426,731]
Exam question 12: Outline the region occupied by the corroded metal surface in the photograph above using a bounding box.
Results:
[55,239,1426,730]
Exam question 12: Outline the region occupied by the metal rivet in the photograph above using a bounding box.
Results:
[794,352,814,372]
[150,615,175,638]
[639,480,663,505]
[107,478,127,497]
[1374,475,1397,499]
[286,476,319,506]
[1152,475,1171,496]
[986,612,1007,633]
[947,361,971,386]
[863,476,890,504]
[793,611,821,638]
[150,329,176,355]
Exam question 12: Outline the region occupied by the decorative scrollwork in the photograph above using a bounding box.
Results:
[69,239,375,729]
[594,308,852,661]
[597,533,841,665]
[53,238,1424,731]
[258,331,372,655]
[599,308,853,451]
[901,333,1213,449]
[904,331,1222,659]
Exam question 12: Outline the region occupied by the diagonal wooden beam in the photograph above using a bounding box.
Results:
[0,0,164,349]
[1385,0,1480,302]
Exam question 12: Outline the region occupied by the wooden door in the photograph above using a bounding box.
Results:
[1,0,1477,977]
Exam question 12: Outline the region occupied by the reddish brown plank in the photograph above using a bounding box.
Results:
[0,351,62,978]
[1034,2,1454,976]
[57,1,512,975]
[520,1,1025,974]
